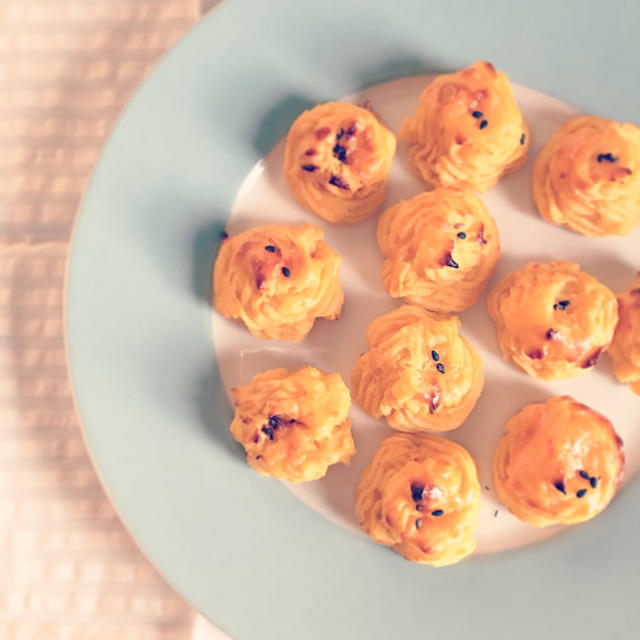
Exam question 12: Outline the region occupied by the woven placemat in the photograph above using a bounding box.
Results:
[0,2,228,637]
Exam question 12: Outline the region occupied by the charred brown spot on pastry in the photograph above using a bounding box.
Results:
[527,349,544,360]
[315,126,331,140]
[252,258,266,290]
[427,387,441,414]
[439,83,459,104]
[581,347,602,368]
[442,252,459,269]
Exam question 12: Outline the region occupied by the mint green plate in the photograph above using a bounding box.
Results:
[66,1,640,638]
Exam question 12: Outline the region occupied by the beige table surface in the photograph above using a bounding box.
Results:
[1,1,230,637]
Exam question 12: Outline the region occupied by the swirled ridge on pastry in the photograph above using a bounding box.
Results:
[487,261,618,380]
[399,60,530,193]
[377,188,500,312]
[608,274,640,394]
[283,102,396,223]
[213,223,343,342]
[351,305,483,432]
[230,366,355,483]
[532,116,640,237]
[493,396,624,527]
[355,433,481,566]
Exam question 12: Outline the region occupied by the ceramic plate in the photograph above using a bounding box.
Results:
[66,1,640,638]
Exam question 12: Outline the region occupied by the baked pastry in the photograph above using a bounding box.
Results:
[608,274,640,394]
[493,396,624,527]
[213,223,343,342]
[351,305,483,432]
[399,60,530,193]
[283,102,396,223]
[487,261,618,380]
[377,187,500,312]
[532,115,640,237]
[230,366,355,483]
[355,433,481,566]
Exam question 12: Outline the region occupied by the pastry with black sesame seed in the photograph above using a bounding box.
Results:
[230,366,355,483]
[355,432,481,566]
[493,396,624,526]
[377,187,500,312]
[399,60,530,193]
[213,223,343,341]
[532,115,640,236]
[487,261,618,380]
[351,305,483,432]
[283,102,396,223]
[608,274,640,394]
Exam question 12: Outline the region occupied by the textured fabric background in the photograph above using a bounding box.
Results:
[0,1,228,638]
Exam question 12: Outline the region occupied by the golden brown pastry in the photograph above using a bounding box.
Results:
[493,396,624,527]
[532,116,640,236]
[608,274,640,394]
[283,102,396,223]
[377,188,500,312]
[487,261,618,380]
[399,60,530,193]
[213,223,343,342]
[230,366,355,483]
[351,305,483,432]
[355,433,481,566]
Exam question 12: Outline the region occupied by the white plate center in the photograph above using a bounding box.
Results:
[213,75,640,554]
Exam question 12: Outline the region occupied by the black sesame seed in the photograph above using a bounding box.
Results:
[520,133,526,145]
[579,470,590,480]
[219,231,228,239]
[457,232,467,239]
[590,477,598,489]
[415,518,423,530]
[553,480,566,494]
[256,455,262,460]
[261,426,275,440]
[479,119,488,130]
[411,483,425,502]
[431,509,444,517]
[301,164,317,172]
[328,175,350,190]
[415,504,424,512]
[576,489,587,498]
[597,152,618,163]
[472,110,484,118]
[346,122,358,138]
[264,245,277,253]
[268,415,281,429]
[281,267,291,277]
[484,486,490,491]
[333,143,347,163]
[546,328,558,340]
[431,350,440,362]
[494,510,499,517]
[336,128,345,140]
[436,363,445,374]
[553,300,571,311]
